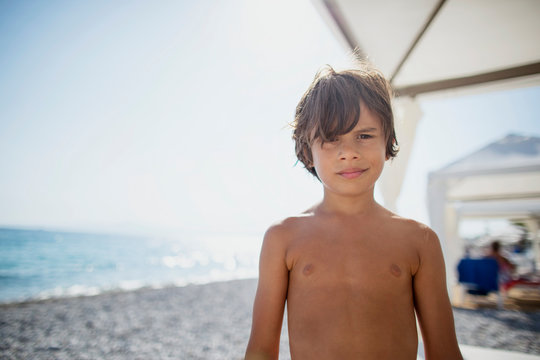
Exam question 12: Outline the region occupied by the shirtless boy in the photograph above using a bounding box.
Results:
[245,65,463,359]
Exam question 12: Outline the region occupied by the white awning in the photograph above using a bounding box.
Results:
[313,0,540,97]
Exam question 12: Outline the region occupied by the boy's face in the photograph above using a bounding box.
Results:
[310,106,387,198]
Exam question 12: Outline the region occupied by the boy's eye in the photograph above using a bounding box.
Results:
[321,138,339,148]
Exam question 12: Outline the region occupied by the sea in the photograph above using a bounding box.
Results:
[0,227,261,304]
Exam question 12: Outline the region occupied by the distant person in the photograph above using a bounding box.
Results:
[513,238,528,254]
[487,240,516,288]
[245,64,462,359]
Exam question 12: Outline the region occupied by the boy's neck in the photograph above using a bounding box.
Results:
[318,189,379,216]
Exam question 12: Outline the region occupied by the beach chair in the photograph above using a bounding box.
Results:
[457,258,503,309]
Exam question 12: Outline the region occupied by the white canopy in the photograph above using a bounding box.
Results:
[313,0,540,96]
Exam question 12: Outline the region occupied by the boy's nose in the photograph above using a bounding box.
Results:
[338,141,360,160]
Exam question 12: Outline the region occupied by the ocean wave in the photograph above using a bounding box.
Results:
[0,267,259,305]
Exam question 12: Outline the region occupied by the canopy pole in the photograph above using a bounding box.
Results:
[379,97,422,212]
[444,204,464,296]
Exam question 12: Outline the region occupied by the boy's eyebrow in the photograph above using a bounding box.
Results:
[355,127,378,132]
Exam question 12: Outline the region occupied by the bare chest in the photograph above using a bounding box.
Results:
[284,218,421,358]
[286,231,417,297]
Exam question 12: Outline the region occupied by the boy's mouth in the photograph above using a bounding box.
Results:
[337,168,367,179]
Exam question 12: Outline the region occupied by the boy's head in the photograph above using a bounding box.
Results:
[293,64,398,178]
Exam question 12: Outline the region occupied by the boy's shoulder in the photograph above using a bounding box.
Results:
[264,209,317,239]
[385,211,428,229]
[260,212,316,257]
[377,208,438,242]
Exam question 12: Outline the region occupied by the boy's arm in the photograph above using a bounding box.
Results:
[413,227,463,360]
[245,225,289,360]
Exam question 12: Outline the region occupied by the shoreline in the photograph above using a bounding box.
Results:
[0,276,256,307]
[1,278,539,359]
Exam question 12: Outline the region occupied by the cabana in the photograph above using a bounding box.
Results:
[428,134,540,289]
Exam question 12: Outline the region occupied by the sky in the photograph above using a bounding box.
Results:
[1,0,539,241]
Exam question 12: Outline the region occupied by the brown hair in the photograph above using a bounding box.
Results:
[292,64,398,177]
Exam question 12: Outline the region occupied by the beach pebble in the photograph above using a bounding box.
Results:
[1,279,538,359]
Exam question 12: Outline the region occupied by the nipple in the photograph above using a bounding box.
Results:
[303,264,314,276]
[390,263,402,277]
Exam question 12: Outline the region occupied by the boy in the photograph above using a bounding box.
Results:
[245,65,463,359]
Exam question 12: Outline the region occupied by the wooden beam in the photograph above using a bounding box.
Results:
[321,0,366,60]
[390,0,447,82]
[394,62,540,97]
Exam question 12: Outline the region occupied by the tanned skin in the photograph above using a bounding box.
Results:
[245,107,462,360]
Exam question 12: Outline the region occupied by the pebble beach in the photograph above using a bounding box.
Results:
[1,279,539,359]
